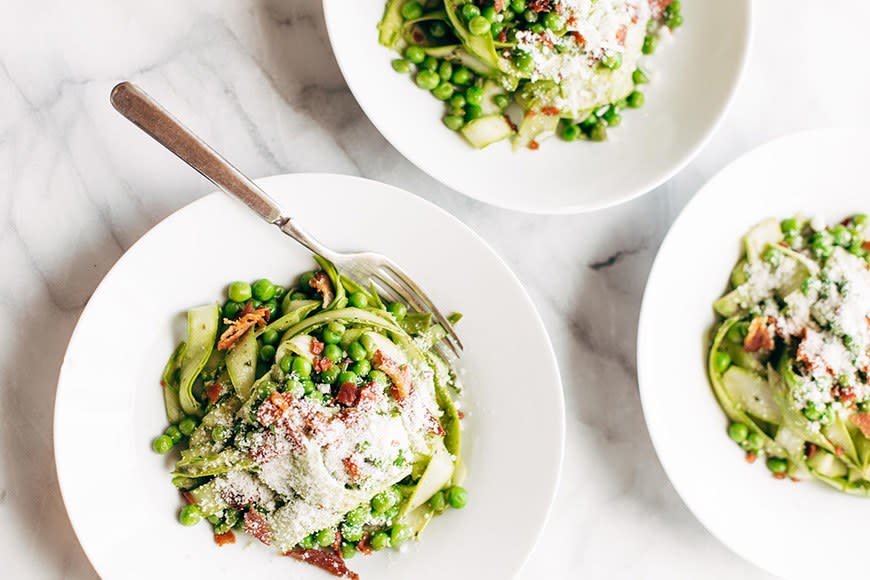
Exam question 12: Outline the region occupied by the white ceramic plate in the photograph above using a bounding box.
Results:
[638,129,870,580]
[54,174,564,580]
[323,0,751,214]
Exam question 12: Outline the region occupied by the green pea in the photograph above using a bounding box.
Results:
[259,344,276,362]
[632,68,649,84]
[370,531,391,550]
[272,285,286,300]
[228,281,252,303]
[713,351,731,374]
[432,82,455,101]
[852,213,868,229]
[301,379,316,395]
[429,20,447,38]
[780,217,799,234]
[323,343,342,363]
[386,302,408,322]
[390,523,411,546]
[289,291,308,301]
[299,535,316,550]
[359,333,376,355]
[544,11,563,31]
[803,402,824,422]
[338,370,359,386]
[311,527,332,547]
[391,59,411,74]
[579,114,599,130]
[510,0,526,12]
[726,321,748,343]
[530,22,545,33]
[404,45,426,64]
[762,246,782,267]
[514,51,534,72]
[286,377,305,398]
[626,90,644,108]
[308,389,325,403]
[347,342,367,362]
[667,14,683,29]
[746,431,764,451]
[290,356,312,377]
[642,34,657,55]
[348,292,369,308]
[279,354,293,373]
[416,70,440,91]
[451,67,473,85]
[164,425,183,444]
[438,61,453,81]
[322,329,341,344]
[257,381,276,399]
[342,523,364,542]
[211,425,229,444]
[465,105,483,122]
[299,271,315,288]
[766,457,788,474]
[602,106,621,127]
[179,504,202,526]
[493,94,511,110]
[401,0,423,20]
[341,542,357,559]
[152,434,173,454]
[490,21,505,37]
[849,242,866,257]
[469,15,491,35]
[449,94,467,110]
[223,300,242,319]
[461,3,480,21]
[558,121,580,142]
[523,8,538,22]
[588,121,607,142]
[346,505,370,527]
[428,490,447,512]
[261,329,279,346]
[320,366,341,384]
[251,279,276,301]
[727,422,749,444]
[464,85,484,106]
[326,321,346,335]
[831,224,852,246]
[371,490,397,514]
[446,486,468,509]
[369,370,389,386]
[178,416,198,436]
[351,359,371,377]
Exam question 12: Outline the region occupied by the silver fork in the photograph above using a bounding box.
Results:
[110,81,462,356]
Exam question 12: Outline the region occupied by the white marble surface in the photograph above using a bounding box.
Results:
[2,1,870,578]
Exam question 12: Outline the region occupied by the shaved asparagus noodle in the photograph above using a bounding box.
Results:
[708,213,870,495]
[150,260,468,577]
[379,0,683,149]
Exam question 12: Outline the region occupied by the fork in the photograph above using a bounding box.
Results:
[110,81,462,356]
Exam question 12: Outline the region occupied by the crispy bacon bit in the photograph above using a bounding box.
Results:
[285,549,359,580]
[214,530,236,546]
[837,386,856,401]
[372,351,412,401]
[332,529,342,553]
[244,509,272,545]
[343,456,361,480]
[528,0,551,13]
[570,30,585,44]
[270,391,291,412]
[498,29,507,43]
[790,476,800,482]
[159,379,167,388]
[524,110,537,119]
[835,446,845,457]
[310,338,325,355]
[650,0,673,18]
[336,382,359,406]
[528,140,540,151]
[493,0,505,11]
[805,442,818,459]
[849,413,870,438]
[309,272,334,306]
[207,382,223,404]
[357,383,378,405]
[541,106,560,116]
[773,472,787,480]
[412,30,425,44]
[743,316,775,353]
[457,409,466,420]
[428,411,446,436]
[313,356,334,373]
[356,534,373,556]
[745,452,757,464]
[182,491,195,505]
[218,307,270,351]
[616,25,627,45]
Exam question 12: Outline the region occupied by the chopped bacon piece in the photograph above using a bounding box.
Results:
[805,442,818,459]
[270,391,291,412]
[457,409,466,420]
[570,31,585,44]
[498,29,507,43]
[285,549,359,580]
[616,25,627,45]
[650,0,673,17]
[356,534,373,556]
[864,241,870,251]
[244,510,272,545]
[428,411,446,436]
[835,446,845,457]
[214,531,236,546]
[541,106,560,116]
[528,140,540,151]
[309,272,334,306]
[342,456,361,480]
[207,382,223,404]
[310,339,325,355]
[336,382,359,406]
[313,356,334,373]
[332,529,342,553]
[773,472,787,480]
[218,307,270,351]
[524,110,537,119]
[372,351,412,401]
[849,413,870,438]
[357,383,378,405]
[493,0,505,11]
[182,491,195,505]
[745,452,757,464]
[743,316,775,352]
[528,0,551,12]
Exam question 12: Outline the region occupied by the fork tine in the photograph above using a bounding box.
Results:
[377,263,464,354]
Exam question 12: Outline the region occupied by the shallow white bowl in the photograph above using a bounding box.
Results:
[54,174,564,579]
[323,0,752,214]
[638,129,870,580]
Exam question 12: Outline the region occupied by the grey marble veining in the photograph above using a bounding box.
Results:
[3,0,870,577]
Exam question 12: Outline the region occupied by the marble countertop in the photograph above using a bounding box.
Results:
[3,1,870,578]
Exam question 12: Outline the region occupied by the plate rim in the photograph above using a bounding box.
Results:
[636,128,865,578]
[321,0,754,215]
[52,172,566,578]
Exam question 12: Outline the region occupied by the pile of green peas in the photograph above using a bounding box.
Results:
[152,415,199,455]
[728,421,789,475]
[781,214,869,261]
[556,87,644,143]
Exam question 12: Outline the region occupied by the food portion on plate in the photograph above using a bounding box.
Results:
[151,257,467,578]
[378,0,682,150]
[708,214,870,495]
